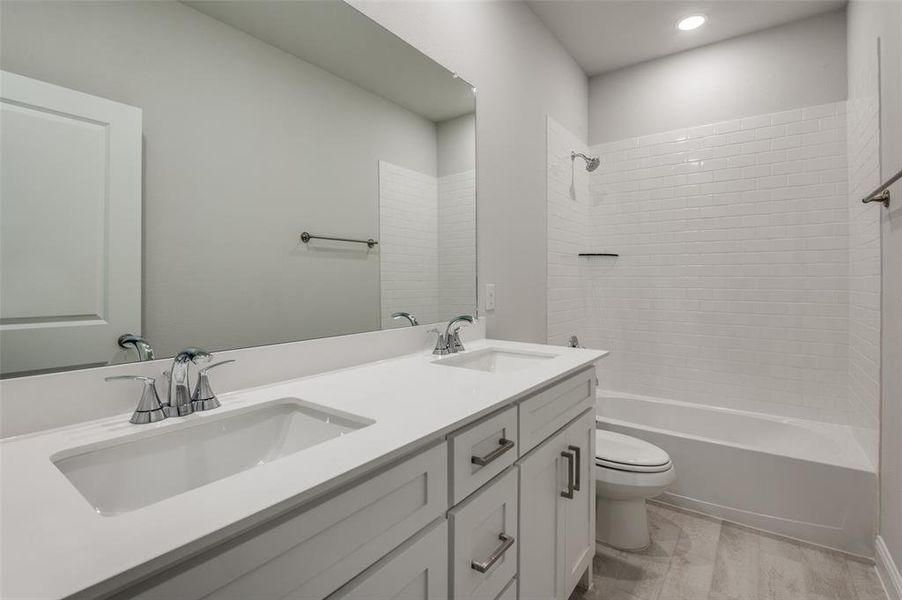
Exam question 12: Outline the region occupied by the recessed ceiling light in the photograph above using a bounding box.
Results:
[677,15,706,31]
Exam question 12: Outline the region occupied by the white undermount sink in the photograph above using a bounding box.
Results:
[434,347,557,373]
[52,399,373,515]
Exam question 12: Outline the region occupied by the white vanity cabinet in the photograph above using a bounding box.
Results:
[517,409,596,600]
[109,368,597,600]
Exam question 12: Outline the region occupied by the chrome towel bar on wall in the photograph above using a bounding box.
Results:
[300,231,378,248]
[861,167,901,208]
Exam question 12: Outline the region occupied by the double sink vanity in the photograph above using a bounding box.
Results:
[1,334,607,600]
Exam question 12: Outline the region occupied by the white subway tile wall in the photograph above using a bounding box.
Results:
[846,43,882,467]
[379,162,477,330]
[547,103,878,429]
[547,117,591,348]
[379,161,440,329]
[438,169,477,318]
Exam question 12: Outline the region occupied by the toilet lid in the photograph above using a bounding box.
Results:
[595,430,671,472]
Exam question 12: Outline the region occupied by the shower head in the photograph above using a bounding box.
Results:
[571,151,600,172]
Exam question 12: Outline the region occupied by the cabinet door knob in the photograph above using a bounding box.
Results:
[471,438,515,466]
[471,533,515,573]
[561,451,575,499]
[568,444,581,491]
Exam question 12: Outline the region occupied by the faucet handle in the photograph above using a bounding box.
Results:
[192,359,236,411]
[429,328,451,356]
[105,375,167,425]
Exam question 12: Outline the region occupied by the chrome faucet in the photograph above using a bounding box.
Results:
[117,333,155,361]
[164,347,212,417]
[104,348,234,424]
[191,359,236,411]
[391,311,419,326]
[104,375,167,424]
[433,315,475,355]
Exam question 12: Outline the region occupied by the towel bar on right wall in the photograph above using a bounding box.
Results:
[861,167,901,208]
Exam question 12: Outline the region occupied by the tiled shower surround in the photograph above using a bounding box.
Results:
[845,42,882,465]
[380,161,440,328]
[548,103,877,466]
[438,169,478,319]
[379,161,476,329]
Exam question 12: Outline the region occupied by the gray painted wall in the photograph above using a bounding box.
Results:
[0,0,441,358]
[437,112,476,177]
[588,10,848,144]
[350,0,589,343]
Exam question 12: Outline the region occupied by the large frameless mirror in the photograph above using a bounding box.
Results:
[0,0,476,377]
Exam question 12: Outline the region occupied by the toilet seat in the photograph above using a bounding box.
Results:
[596,457,672,473]
[595,430,671,473]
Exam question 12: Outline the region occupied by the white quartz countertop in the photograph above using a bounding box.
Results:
[1,339,607,599]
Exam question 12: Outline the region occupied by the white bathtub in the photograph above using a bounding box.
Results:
[596,392,878,558]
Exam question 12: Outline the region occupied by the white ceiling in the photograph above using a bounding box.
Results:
[527,0,846,76]
[184,1,474,122]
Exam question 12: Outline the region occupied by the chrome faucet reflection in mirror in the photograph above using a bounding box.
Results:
[391,312,419,326]
[105,348,236,424]
[117,334,155,361]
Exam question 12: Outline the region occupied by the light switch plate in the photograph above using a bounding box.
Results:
[485,284,496,311]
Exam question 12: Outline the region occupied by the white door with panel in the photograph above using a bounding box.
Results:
[517,410,595,600]
[0,70,141,375]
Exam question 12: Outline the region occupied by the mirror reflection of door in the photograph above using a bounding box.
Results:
[0,71,142,376]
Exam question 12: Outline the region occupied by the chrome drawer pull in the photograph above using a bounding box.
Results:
[471,438,515,467]
[568,444,581,491]
[471,533,515,573]
[561,451,575,499]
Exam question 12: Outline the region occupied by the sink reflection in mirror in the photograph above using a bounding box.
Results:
[433,348,557,373]
[51,400,373,516]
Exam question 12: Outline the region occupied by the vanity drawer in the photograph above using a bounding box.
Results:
[325,518,448,600]
[518,368,594,454]
[449,468,518,600]
[120,442,448,600]
[449,406,518,504]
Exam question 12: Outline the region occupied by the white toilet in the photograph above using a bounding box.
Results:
[594,429,676,551]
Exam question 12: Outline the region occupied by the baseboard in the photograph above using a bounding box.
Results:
[877,536,902,600]
[654,491,875,559]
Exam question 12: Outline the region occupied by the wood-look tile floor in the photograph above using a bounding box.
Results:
[570,502,887,600]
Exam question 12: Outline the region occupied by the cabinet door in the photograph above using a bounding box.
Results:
[517,408,595,600]
[517,429,565,600]
[326,519,448,600]
[561,411,596,596]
